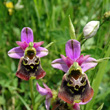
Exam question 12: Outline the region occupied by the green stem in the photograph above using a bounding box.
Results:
[29,78,35,110]
[97,57,110,62]
[100,19,107,27]
[45,42,54,49]
[81,39,87,45]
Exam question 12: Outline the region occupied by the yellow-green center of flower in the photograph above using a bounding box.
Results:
[25,42,36,59]
[74,100,81,103]
[67,62,83,80]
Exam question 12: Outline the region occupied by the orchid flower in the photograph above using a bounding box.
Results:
[36,83,53,110]
[58,62,94,105]
[16,42,46,80]
[52,39,96,108]
[8,27,48,80]
[52,39,97,73]
[8,27,48,59]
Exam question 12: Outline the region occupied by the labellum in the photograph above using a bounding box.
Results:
[58,62,94,104]
[16,42,46,80]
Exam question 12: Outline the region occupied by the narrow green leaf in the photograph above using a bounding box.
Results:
[34,95,45,110]
[0,96,5,105]
[95,88,110,103]
[86,46,110,110]
[15,92,31,110]
[69,15,76,39]
[45,42,54,49]
[97,103,104,110]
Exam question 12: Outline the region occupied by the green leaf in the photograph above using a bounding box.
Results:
[86,46,110,110]
[15,92,31,110]
[0,96,5,105]
[69,15,76,39]
[50,29,70,45]
[97,103,104,110]
[45,42,54,49]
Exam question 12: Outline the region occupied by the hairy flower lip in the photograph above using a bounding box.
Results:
[16,56,46,81]
[58,73,94,105]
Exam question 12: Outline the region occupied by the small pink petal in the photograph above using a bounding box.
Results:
[36,47,48,58]
[16,41,29,50]
[52,58,69,72]
[61,54,74,68]
[66,39,81,61]
[36,83,48,95]
[76,55,90,65]
[33,41,44,48]
[45,99,51,110]
[73,103,80,110]
[8,47,24,59]
[21,27,34,43]
[43,83,51,93]
[43,83,53,99]
[81,57,97,72]
[36,83,52,110]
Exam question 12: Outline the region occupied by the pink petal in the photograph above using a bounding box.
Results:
[36,83,48,95]
[43,83,52,93]
[36,47,48,58]
[52,58,69,72]
[66,40,81,61]
[79,97,92,105]
[33,41,44,48]
[76,55,90,65]
[16,41,29,50]
[21,27,34,43]
[45,99,51,110]
[73,103,80,110]
[43,83,53,99]
[36,83,52,110]
[61,55,74,68]
[81,57,97,72]
[8,47,24,59]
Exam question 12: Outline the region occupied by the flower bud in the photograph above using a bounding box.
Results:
[83,21,100,39]
[69,15,76,39]
[103,11,110,21]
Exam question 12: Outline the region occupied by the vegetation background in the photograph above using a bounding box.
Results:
[0,0,110,110]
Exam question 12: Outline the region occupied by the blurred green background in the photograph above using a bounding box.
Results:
[0,0,110,110]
